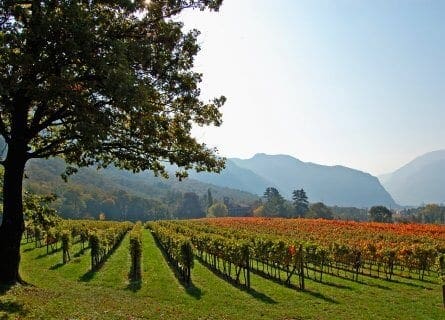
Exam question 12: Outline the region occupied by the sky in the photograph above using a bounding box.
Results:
[179,0,445,176]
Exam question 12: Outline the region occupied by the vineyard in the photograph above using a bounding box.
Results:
[149,218,445,290]
[1,217,444,319]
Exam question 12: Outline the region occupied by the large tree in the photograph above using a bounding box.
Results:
[0,0,225,284]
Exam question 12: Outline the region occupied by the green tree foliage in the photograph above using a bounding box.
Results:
[177,192,204,218]
[23,192,60,232]
[330,206,368,221]
[0,0,225,177]
[369,206,393,223]
[292,188,309,217]
[252,204,266,217]
[307,202,333,220]
[418,204,445,224]
[0,0,225,283]
[262,187,286,217]
[207,202,228,218]
[263,187,280,201]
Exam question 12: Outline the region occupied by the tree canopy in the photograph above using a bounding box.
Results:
[207,202,228,218]
[0,0,225,284]
[262,187,286,217]
[418,204,445,224]
[307,202,333,220]
[0,0,225,177]
[368,206,392,223]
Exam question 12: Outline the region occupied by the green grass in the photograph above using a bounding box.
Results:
[0,230,443,319]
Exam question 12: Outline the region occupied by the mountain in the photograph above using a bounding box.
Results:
[379,150,445,206]
[187,159,273,195]
[191,153,396,208]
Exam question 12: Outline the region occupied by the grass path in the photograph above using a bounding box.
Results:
[0,230,443,319]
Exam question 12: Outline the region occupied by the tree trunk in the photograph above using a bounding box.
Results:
[0,145,26,285]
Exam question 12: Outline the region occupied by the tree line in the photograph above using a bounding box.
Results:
[252,187,333,219]
[252,187,397,224]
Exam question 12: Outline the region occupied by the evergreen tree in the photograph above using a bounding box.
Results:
[263,187,280,201]
[263,187,285,217]
[292,188,309,217]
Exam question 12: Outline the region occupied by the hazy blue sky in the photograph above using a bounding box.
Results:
[180,0,445,176]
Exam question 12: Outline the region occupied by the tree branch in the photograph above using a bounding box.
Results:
[27,106,70,140]
[28,148,68,159]
[26,134,78,159]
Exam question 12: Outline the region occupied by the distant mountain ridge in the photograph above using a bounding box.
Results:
[191,153,396,208]
[379,149,445,206]
[187,159,273,195]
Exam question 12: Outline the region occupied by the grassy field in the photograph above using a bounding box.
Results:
[0,229,443,320]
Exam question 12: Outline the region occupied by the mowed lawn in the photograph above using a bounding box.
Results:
[0,230,443,320]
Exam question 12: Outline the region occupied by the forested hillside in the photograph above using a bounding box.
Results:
[23,158,258,220]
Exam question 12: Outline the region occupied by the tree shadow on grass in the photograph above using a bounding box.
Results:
[386,278,433,290]
[0,285,12,296]
[249,267,339,304]
[250,267,301,292]
[79,269,97,282]
[302,289,339,304]
[309,277,353,290]
[73,247,88,258]
[0,300,27,319]
[35,246,62,259]
[22,247,35,253]
[196,256,276,304]
[49,262,65,270]
[126,280,142,292]
[184,283,202,299]
[152,233,203,300]
[355,280,390,290]
[311,271,391,291]
[323,268,435,290]
[79,234,125,283]
[0,286,28,319]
